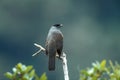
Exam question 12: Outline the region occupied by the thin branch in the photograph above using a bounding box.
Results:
[61,52,69,80]
[32,43,69,80]
[32,43,45,56]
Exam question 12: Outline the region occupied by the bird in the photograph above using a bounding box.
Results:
[45,24,63,71]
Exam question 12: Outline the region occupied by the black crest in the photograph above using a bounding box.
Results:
[53,24,63,28]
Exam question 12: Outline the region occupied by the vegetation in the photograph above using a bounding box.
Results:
[80,60,120,80]
[5,60,120,80]
[5,63,47,80]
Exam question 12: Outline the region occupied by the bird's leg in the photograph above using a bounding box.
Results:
[56,53,62,60]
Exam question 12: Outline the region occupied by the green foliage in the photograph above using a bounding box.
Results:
[5,63,47,80]
[80,60,120,80]
[5,60,120,80]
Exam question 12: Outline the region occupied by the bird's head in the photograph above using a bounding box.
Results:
[53,24,63,28]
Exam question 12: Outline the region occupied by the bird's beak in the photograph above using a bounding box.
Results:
[60,24,63,27]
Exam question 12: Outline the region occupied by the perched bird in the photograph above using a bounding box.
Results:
[45,24,63,71]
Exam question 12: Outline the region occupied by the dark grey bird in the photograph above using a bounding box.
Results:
[45,24,63,71]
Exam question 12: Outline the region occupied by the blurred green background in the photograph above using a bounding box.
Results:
[0,0,120,80]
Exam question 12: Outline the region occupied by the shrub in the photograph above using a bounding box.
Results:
[5,63,47,80]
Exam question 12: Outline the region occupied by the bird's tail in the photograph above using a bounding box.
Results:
[49,55,55,71]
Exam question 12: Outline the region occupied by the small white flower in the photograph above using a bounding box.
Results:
[12,67,17,73]
[21,65,27,71]
[88,68,94,75]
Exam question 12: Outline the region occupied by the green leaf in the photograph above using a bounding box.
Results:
[100,60,106,70]
[4,72,13,79]
[29,69,35,78]
[17,63,22,69]
[26,66,33,73]
[34,74,39,80]
[100,60,106,69]
[39,73,47,80]
[109,60,115,72]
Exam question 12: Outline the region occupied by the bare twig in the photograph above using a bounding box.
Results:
[32,43,45,56]
[32,43,69,80]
